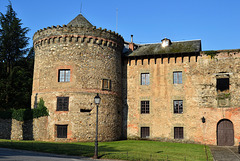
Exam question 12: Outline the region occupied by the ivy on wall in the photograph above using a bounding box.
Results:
[204,50,219,58]
[0,98,49,121]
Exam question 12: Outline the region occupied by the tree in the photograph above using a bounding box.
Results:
[0,3,29,73]
[0,3,31,110]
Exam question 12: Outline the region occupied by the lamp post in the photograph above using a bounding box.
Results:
[93,93,101,159]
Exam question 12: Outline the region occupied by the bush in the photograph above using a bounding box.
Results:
[0,98,49,121]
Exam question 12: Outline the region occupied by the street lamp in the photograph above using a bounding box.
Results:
[93,93,101,159]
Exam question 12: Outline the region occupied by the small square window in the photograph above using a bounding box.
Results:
[173,71,182,84]
[57,125,68,138]
[141,127,150,138]
[58,69,70,82]
[141,101,149,114]
[102,79,111,90]
[173,100,183,114]
[57,97,69,111]
[141,73,150,85]
[174,127,183,139]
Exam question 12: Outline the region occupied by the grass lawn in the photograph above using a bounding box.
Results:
[0,139,213,161]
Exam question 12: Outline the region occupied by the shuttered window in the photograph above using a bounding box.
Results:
[141,127,150,138]
[57,125,68,138]
[57,97,69,111]
[102,79,111,90]
[174,127,184,139]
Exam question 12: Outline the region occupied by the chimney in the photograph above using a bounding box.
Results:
[129,35,134,51]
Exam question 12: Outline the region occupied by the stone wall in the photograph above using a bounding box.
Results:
[0,117,48,140]
[32,24,124,142]
[123,50,240,145]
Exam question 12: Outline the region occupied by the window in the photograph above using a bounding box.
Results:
[102,79,111,90]
[173,71,182,84]
[141,101,149,114]
[141,73,150,85]
[57,125,68,138]
[174,127,183,139]
[217,78,229,92]
[57,97,69,111]
[141,127,150,138]
[58,69,70,82]
[173,100,183,114]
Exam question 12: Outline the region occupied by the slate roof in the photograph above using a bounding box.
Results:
[67,14,93,27]
[126,40,201,57]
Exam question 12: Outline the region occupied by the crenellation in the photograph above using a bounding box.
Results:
[33,25,123,50]
[32,13,124,142]
[9,13,237,146]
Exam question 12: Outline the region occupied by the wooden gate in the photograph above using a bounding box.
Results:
[217,119,234,146]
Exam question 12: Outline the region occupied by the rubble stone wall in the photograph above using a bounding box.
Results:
[124,50,240,145]
[32,25,124,142]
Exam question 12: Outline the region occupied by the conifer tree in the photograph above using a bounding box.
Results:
[0,3,31,110]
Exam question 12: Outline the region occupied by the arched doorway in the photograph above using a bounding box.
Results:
[217,119,234,146]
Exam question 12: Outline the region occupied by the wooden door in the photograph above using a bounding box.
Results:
[217,120,234,146]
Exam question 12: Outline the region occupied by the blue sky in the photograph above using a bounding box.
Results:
[1,0,240,50]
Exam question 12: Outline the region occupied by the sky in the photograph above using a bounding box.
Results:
[0,0,240,51]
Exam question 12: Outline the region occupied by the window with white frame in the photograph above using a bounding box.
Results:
[173,71,182,84]
[141,73,150,85]
[58,69,70,82]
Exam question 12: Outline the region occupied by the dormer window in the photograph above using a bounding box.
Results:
[162,38,171,47]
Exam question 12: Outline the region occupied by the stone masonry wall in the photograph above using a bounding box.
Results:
[32,25,124,141]
[0,117,48,140]
[123,50,240,145]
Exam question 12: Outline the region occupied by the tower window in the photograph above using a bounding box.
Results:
[58,69,70,82]
[57,97,69,111]
[57,125,68,138]
[102,79,111,90]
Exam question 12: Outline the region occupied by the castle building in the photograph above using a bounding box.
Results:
[32,14,240,146]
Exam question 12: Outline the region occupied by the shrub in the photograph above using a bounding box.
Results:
[0,98,49,121]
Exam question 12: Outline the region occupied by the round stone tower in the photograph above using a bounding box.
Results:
[32,14,124,141]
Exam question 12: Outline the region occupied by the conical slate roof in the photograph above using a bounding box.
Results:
[67,14,93,27]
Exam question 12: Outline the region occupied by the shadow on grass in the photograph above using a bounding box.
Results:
[0,140,123,158]
[0,140,213,161]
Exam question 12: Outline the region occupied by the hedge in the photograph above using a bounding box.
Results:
[0,98,49,121]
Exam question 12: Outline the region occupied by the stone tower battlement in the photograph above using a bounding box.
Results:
[32,14,124,142]
[33,25,124,50]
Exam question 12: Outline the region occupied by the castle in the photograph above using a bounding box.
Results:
[31,14,240,146]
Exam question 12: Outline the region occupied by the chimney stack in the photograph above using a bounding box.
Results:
[129,35,134,51]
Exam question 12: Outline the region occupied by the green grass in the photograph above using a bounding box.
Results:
[0,139,213,161]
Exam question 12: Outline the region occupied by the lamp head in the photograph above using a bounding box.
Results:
[94,93,101,105]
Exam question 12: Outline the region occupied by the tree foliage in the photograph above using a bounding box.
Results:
[0,98,49,121]
[0,3,33,110]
